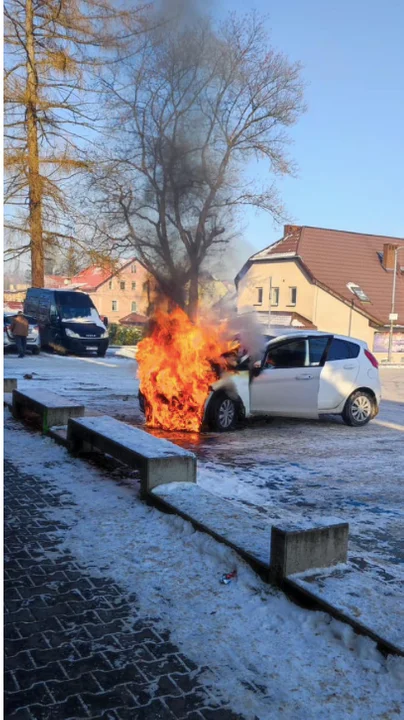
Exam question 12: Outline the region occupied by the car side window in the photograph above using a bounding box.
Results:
[50,304,58,321]
[327,338,360,361]
[265,339,307,368]
[308,336,329,366]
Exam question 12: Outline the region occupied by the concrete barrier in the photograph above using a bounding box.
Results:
[269,520,349,582]
[67,415,196,496]
[4,378,17,393]
[12,389,85,433]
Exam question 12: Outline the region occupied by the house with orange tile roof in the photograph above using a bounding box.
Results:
[69,258,159,324]
[235,225,404,362]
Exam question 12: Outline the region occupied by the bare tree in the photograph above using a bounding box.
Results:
[89,12,305,319]
[4,0,146,286]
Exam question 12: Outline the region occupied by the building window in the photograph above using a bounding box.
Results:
[256,287,263,305]
[120,281,125,291]
[289,287,297,306]
[131,264,136,273]
[108,280,113,290]
[271,287,279,306]
[112,300,118,311]
[132,282,136,290]
[131,301,137,312]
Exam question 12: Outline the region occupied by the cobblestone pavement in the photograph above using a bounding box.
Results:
[4,460,245,720]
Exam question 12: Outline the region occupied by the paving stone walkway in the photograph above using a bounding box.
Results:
[4,459,245,720]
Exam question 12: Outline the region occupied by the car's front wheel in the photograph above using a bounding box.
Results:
[138,390,145,414]
[208,393,238,432]
[342,390,374,427]
[31,347,40,355]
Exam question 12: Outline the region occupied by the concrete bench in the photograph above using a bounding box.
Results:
[5,378,17,393]
[152,483,348,582]
[270,520,349,582]
[67,415,197,497]
[12,389,85,433]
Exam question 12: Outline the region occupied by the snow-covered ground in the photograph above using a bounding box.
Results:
[5,351,403,568]
[4,351,404,652]
[3,409,404,719]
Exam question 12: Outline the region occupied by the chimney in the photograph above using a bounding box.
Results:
[284,225,301,239]
[382,243,397,271]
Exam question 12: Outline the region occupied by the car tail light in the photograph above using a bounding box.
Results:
[365,349,379,368]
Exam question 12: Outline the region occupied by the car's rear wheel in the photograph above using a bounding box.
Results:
[343,390,374,427]
[208,393,238,432]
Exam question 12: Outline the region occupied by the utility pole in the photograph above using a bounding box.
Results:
[388,246,404,363]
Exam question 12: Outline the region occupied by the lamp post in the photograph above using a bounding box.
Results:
[388,245,404,363]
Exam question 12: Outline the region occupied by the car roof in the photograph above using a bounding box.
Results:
[265,330,367,347]
[4,313,35,321]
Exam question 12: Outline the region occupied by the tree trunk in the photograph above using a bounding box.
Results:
[25,0,44,287]
[187,269,199,321]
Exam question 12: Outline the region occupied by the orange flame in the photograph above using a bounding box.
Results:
[137,308,234,432]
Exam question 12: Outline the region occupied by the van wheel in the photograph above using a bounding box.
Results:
[342,391,374,427]
[208,393,238,432]
[31,347,40,355]
[97,348,107,358]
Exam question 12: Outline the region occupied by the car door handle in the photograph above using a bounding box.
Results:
[296,374,312,380]
[343,364,355,369]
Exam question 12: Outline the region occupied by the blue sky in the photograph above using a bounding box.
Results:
[217,0,404,253]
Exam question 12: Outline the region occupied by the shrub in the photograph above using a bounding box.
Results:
[108,324,144,346]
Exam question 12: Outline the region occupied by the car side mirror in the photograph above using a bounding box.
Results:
[103,316,109,328]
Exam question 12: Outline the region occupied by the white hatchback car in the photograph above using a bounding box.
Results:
[204,331,381,431]
[3,313,41,355]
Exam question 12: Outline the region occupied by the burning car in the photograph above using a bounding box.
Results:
[138,329,381,431]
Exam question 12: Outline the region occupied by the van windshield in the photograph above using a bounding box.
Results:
[59,306,101,323]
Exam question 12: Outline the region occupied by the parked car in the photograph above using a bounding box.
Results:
[139,331,381,431]
[4,313,40,354]
[204,332,381,430]
[24,288,109,356]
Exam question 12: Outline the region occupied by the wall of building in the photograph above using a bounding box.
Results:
[312,285,375,347]
[237,259,315,319]
[4,289,28,304]
[89,262,154,323]
[236,259,404,361]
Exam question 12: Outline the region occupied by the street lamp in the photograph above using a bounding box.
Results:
[388,245,404,363]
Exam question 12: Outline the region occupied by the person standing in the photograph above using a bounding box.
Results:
[10,311,29,358]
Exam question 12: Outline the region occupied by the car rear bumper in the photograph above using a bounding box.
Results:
[4,337,40,349]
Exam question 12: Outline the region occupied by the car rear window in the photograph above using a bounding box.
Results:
[327,338,360,361]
